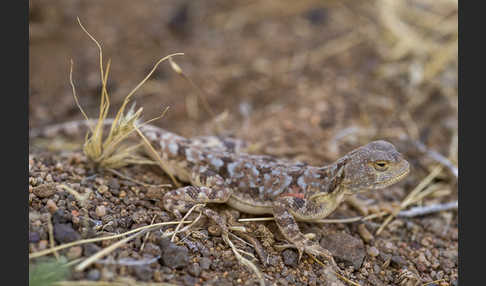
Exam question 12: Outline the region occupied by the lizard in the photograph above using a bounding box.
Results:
[30,119,410,269]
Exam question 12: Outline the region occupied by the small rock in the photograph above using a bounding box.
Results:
[384,241,395,251]
[183,274,197,286]
[33,183,56,198]
[199,257,211,270]
[367,246,380,257]
[159,239,189,269]
[142,243,161,257]
[368,273,385,286]
[101,268,115,280]
[282,249,298,267]
[38,240,48,250]
[188,262,201,277]
[357,224,374,243]
[29,231,40,243]
[208,225,222,236]
[86,269,101,281]
[134,265,153,282]
[83,243,101,256]
[95,205,106,218]
[52,209,69,224]
[320,232,366,269]
[46,199,58,213]
[391,255,408,268]
[53,223,81,244]
[66,246,83,259]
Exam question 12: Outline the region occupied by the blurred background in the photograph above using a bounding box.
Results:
[29,0,457,200]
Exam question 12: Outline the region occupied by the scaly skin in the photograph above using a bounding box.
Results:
[31,120,410,269]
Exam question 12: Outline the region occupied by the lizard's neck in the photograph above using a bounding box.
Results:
[304,156,350,203]
[312,155,348,192]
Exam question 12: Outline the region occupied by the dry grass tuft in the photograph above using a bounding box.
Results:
[72,17,183,169]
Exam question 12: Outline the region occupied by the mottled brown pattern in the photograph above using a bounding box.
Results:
[31,120,410,269]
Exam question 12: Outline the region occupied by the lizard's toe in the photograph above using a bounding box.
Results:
[301,240,342,273]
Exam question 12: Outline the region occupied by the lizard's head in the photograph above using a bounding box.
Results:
[340,140,409,193]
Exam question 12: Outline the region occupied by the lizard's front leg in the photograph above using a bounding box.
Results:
[163,169,233,233]
[273,196,339,270]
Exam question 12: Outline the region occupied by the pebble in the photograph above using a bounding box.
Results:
[208,225,222,236]
[134,265,153,281]
[98,185,108,194]
[53,223,81,243]
[33,183,56,198]
[86,269,101,281]
[95,205,106,217]
[46,199,58,213]
[142,243,161,257]
[38,240,48,250]
[188,262,201,277]
[320,232,366,269]
[66,246,83,259]
[358,224,374,243]
[101,268,115,280]
[83,243,101,256]
[199,257,212,270]
[29,231,40,243]
[391,255,408,268]
[183,274,197,286]
[159,239,189,269]
[282,249,298,267]
[367,246,380,257]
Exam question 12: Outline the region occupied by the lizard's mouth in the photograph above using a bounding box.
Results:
[378,165,410,188]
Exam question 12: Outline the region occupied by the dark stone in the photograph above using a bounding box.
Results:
[159,238,189,269]
[282,249,298,267]
[52,209,69,224]
[83,243,101,256]
[134,265,153,282]
[188,262,201,277]
[391,255,408,268]
[53,223,81,244]
[368,273,385,286]
[29,231,40,243]
[86,269,101,281]
[183,274,197,286]
[320,232,366,269]
[199,257,211,270]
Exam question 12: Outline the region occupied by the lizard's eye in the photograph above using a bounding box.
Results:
[373,161,389,171]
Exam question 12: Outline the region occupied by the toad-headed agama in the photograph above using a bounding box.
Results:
[31,120,410,268]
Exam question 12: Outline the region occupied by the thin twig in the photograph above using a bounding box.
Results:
[134,126,181,187]
[413,140,458,177]
[29,220,193,259]
[74,228,150,271]
[107,168,171,188]
[398,201,457,217]
[171,203,204,242]
[47,213,60,261]
[140,215,157,252]
[94,256,160,266]
[376,165,443,235]
[55,280,178,286]
[222,233,265,286]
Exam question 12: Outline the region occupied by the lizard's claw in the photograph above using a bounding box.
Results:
[297,240,342,274]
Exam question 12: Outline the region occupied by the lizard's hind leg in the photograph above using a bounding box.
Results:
[163,170,233,233]
[273,196,340,271]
